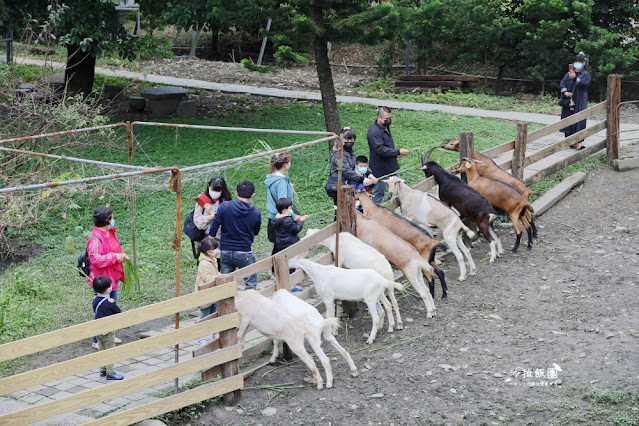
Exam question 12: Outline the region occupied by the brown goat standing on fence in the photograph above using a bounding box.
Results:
[455,158,534,252]
[354,192,450,299]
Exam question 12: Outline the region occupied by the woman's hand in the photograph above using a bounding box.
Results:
[203,203,213,213]
[207,213,215,221]
[568,69,576,79]
[564,92,572,97]
[116,253,129,262]
[290,183,295,190]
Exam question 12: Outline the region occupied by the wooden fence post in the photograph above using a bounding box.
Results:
[459,132,474,183]
[273,254,292,291]
[338,185,358,317]
[607,74,621,165]
[512,122,528,181]
[215,274,241,405]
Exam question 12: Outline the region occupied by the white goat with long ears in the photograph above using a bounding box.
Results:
[271,289,358,388]
[354,214,437,318]
[288,256,403,344]
[305,229,402,330]
[387,175,477,281]
[235,290,324,389]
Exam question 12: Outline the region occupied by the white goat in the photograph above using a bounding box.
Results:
[354,214,437,318]
[387,176,477,281]
[235,290,324,389]
[271,289,358,388]
[306,229,403,330]
[288,257,402,344]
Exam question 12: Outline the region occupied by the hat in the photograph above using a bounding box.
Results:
[575,53,586,62]
[343,130,356,140]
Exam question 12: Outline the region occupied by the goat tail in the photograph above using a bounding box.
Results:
[387,280,404,291]
[320,317,340,336]
[463,226,476,239]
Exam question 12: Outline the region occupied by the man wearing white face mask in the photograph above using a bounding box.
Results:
[560,52,591,150]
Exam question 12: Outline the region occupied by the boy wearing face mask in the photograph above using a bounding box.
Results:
[560,52,591,150]
[348,155,375,194]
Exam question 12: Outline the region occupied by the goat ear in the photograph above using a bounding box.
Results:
[473,159,483,164]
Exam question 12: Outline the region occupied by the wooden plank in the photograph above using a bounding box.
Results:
[413,176,437,192]
[395,80,463,88]
[481,140,515,158]
[606,75,621,163]
[83,375,244,426]
[0,345,242,425]
[496,159,513,172]
[524,138,606,185]
[199,223,337,291]
[531,172,586,217]
[512,123,528,181]
[527,102,606,143]
[0,313,239,395]
[398,75,477,82]
[523,121,606,167]
[0,283,237,363]
[196,338,222,381]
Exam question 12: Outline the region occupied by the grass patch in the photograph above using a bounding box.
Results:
[354,78,566,115]
[552,387,639,425]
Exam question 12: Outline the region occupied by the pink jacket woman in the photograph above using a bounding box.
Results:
[87,206,128,292]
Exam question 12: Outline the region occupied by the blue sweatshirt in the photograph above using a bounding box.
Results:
[208,199,262,252]
[264,173,297,220]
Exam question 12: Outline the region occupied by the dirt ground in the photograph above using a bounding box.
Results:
[194,163,639,426]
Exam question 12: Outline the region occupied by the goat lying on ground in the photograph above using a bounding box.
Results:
[354,213,437,317]
[455,157,534,252]
[235,290,324,389]
[441,137,538,238]
[387,174,477,280]
[289,256,403,344]
[354,192,450,299]
[271,289,358,388]
[305,229,402,330]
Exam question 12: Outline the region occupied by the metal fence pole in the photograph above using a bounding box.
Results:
[257,18,272,66]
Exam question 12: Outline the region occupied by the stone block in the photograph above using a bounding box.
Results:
[177,100,197,117]
[146,98,182,117]
[128,96,146,111]
[614,156,639,172]
[140,86,188,101]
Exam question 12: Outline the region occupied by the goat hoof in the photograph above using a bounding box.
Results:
[317,384,324,390]
[396,323,403,330]
[326,383,333,389]
[489,257,495,263]
[441,294,447,300]
[366,338,374,345]
[511,247,518,253]
[458,276,466,282]
[351,370,359,378]
[527,245,532,250]
[427,311,435,318]
[387,328,394,333]
[470,270,477,276]
[268,358,277,364]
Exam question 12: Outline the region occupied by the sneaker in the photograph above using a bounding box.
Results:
[91,342,99,350]
[106,372,124,381]
[291,285,303,293]
[99,371,107,377]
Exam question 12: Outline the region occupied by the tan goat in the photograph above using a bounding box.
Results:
[354,192,449,300]
[354,213,437,318]
[455,158,534,252]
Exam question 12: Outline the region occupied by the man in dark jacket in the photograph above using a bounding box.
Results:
[325,128,378,204]
[367,107,409,204]
[209,180,262,289]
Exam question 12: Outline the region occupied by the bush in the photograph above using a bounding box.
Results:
[240,59,277,74]
[273,45,309,66]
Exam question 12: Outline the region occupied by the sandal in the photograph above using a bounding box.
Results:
[114,337,122,344]
[92,342,99,350]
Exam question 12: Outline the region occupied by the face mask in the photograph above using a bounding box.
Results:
[210,190,222,199]
[344,142,354,150]
[288,209,293,216]
[573,62,583,71]
[358,167,368,174]
[109,218,115,229]
[384,118,392,127]
[213,248,220,257]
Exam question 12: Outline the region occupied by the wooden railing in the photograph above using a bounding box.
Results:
[0,283,242,425]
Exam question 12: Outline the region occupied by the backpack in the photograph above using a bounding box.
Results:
[183,210,207,260]
[77,250,91,277]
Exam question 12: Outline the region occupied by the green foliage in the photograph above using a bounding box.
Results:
[137,34,175,60]
[273,45,309,66]
[241,58,277,74]
[153,377,222,422]
[553,387,639,426]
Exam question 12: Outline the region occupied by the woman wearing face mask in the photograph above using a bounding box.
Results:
[325,128,379,205]
[88,205,129,349]
[560,52,591,150]
[193,176,232,238]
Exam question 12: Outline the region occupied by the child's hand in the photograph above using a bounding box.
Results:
[296,215,309,222]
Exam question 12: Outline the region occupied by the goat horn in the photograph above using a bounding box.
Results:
[424,146,438,162]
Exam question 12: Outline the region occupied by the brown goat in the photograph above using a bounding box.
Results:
[455,158,533,252]
[354,213,437,318]
[355,192,449,299]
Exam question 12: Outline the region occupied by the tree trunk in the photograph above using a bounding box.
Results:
[495,64,504,96]
[309,5,341,140]
[65,44,96,97]
[210,30,219,59]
